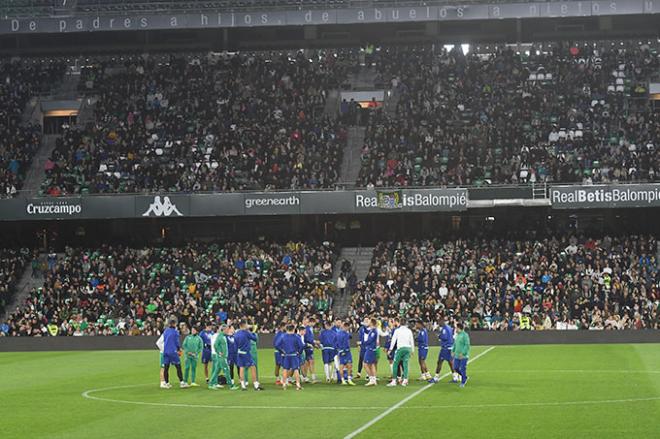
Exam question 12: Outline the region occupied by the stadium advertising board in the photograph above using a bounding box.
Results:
[1,1,658,34]
[0,188,467,221]
[24,198,83,219]
[550,184,660,209]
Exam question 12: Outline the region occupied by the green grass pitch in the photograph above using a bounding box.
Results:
[1,344,659,438]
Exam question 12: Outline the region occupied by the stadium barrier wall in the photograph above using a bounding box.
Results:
[1,330,659,352]
[1,1,659,35]
[2,183,660,221]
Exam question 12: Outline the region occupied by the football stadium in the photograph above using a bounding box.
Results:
[0,1,659,438]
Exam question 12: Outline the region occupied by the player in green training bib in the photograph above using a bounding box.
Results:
[182,326,203,386]
[209,324,239,390]
[452,322,471,387]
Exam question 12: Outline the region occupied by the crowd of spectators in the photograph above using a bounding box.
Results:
[358,41,659,187]
[350,234,659,331]
[42,50,350,195]
[2,233,658,336]
[2,241,337,336]
[0,249,31,316]
[0,59,64,198]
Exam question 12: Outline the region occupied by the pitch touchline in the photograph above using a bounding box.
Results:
[343,346,497,439]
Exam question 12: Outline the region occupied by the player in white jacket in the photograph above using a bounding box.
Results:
[387,321,415,387]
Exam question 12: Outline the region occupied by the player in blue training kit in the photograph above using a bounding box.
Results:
[160,317,188,389]
[275,324,304,390]
[356,318,368,379]
[362,318,380,386]
[273,322,286,385]
[415,320,431,380]
[234,320,263,391]
[303,317,318,383]
[430,316,456,383]
[332,319,344,382]
[227,329,238,381]
[335,321,356,386]
[199,323,214,383]
[319,320,337,382]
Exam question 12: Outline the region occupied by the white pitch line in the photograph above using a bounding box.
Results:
[82,372,660,412]
[471,369,660,374]
[402,396,660,409]
[82,385,388,410]
[343,346,496,439]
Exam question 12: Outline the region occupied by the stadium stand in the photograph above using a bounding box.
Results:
[3,234,657,336]
[350,235,659,331]
[0,249,30,317]
[358,42,659,187]
[2,241,337,336]
[0,59,65,198]
[41,51,349,195]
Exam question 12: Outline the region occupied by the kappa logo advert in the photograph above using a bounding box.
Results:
[142,196,183,217]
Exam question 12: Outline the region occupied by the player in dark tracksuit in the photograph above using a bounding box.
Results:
[356,319,368,379]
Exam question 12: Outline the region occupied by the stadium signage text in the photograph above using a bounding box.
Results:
[245,195,300,209]
[0,188,467,221]
[355,190,467,210]
[25,199,82,217]
[550,184,660,209]
[1,1,658,34]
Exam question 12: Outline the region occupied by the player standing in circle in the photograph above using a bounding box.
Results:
[234,319,263,391]
[453,322,471,387]
[199,323,214,384]
[387,319,414,387]
[161,316,188,389]
[415,320,431,381]
[319,320,337,382]
[429,316,457,384]
[362,318,380,386]
[275,324,305,390]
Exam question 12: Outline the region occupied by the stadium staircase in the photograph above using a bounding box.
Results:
[0,254,44,322]
[21,67,86,195]
[338,126,366,188]
[335,66,377,188]
[323,89,340,121]
[383,86,400,117]
[330,246,374,318]
[22,135,59,194]
[347,66,378,91]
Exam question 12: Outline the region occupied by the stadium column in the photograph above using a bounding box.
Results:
[304,26,317,41]
[222,28,229,51]
[424,22,438,37]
